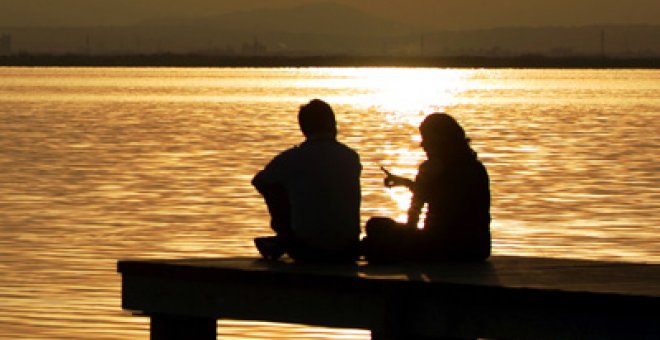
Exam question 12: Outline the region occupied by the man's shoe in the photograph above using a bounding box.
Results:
[254,236,285,260]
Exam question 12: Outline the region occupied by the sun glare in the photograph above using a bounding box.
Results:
[365,68,462,114]
[313,67,470,123]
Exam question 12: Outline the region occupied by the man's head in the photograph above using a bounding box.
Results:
[298,99,337,138]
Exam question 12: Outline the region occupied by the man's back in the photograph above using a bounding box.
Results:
[252,99,361,262]
[261,137,361,251]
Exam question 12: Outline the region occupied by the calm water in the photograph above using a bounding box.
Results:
[0,67,659,339]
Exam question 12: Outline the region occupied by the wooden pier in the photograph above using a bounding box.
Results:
[118,256,660,339]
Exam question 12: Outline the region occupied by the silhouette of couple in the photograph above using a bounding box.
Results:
[252,99,491,263]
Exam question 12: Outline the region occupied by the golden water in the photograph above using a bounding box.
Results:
[0,67,658,339]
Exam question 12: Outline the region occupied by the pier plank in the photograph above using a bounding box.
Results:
[118,256,660,339]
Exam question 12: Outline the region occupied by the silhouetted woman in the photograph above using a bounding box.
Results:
[364,113,491,262]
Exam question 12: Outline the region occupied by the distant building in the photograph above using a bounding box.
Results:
[0,34,11,55]
[241,37,267,56]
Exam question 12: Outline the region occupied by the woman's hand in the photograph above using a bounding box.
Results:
[381,166,414,189]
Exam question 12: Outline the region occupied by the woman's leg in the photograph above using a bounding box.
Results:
[363,217,410,263]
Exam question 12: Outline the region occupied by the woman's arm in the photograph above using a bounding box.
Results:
[406,195,423,228]
[403,161,435,229]
[381,166,414,190]
[381,166,424,228]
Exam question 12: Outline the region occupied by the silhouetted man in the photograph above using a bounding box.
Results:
[252,99,361,262]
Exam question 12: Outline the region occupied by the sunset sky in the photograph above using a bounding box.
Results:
[1,0,659,30]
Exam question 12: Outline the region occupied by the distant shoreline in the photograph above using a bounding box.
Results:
[1,54,659,68]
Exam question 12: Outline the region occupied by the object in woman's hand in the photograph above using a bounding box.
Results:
[381,166,405,188]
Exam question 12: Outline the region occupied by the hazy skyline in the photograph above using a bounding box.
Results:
[1,0,658,57]
[1,0,659,30]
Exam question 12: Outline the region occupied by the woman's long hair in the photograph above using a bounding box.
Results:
[419,113,476,162]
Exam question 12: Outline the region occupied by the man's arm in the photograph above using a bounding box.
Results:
[251,170,269,192]
[253,148,293,192]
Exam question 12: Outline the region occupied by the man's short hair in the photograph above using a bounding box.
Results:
[298,99,337,137]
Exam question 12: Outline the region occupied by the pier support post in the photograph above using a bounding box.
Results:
[150,314,216,340]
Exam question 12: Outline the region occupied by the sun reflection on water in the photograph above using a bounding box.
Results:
[297,67,474,116]
[0,67,658,340]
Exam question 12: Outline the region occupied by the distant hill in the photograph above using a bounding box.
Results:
[2,0,659,30]
[0,2,417,55]
[0,2,658,57]
[421,25,660,57]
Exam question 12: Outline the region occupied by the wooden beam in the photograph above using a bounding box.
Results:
[118,256,660,339]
